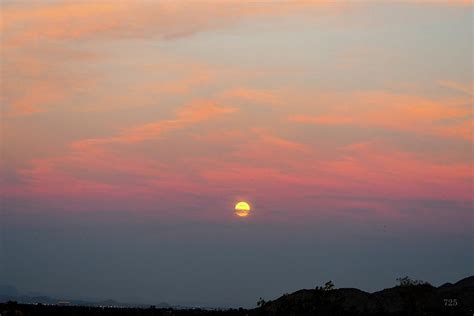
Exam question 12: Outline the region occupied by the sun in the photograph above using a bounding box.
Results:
[235,201,251,217]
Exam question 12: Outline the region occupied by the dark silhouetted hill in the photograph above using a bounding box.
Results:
[260,276,474,316]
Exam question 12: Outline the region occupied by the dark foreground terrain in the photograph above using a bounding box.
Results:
[1,276,473,316]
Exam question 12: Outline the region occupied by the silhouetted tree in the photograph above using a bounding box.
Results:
[396,276,429,287]
[315,280,335,291]
[324,281,335,291]
[256,297,266,307]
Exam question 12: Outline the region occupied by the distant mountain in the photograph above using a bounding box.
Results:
[0,287,170,309]
[0,285,18,297]
[260,276,474,316]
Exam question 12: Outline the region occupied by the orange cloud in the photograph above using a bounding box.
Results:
[1,1,341,46]
[9,99,237,199]
[1,43,101,116]
[73,100,237,148]
[4,82,63,115]
[289,91,472,140]
[2,1,337,115]
[218,88,282,106]
[413,0,473,5]
[289,115,354,125]
[438,80,473,96]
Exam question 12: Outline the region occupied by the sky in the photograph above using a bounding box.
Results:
[0,0,473,308]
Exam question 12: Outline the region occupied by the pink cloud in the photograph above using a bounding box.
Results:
[5,117,471,224]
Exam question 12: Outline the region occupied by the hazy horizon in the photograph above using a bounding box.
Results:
[2,272,473,308]
[1,0,473,308]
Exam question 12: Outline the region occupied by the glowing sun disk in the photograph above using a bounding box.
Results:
[235,201,251,217]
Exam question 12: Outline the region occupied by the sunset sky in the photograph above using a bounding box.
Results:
[1,0,473,308]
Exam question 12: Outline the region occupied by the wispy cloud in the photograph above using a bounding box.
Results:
[438,80,473,96]
[73,100,237,148]
[289,91,472,140]
[1,1,341,46]
[1,0,471,226]
[217,88,283,107]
